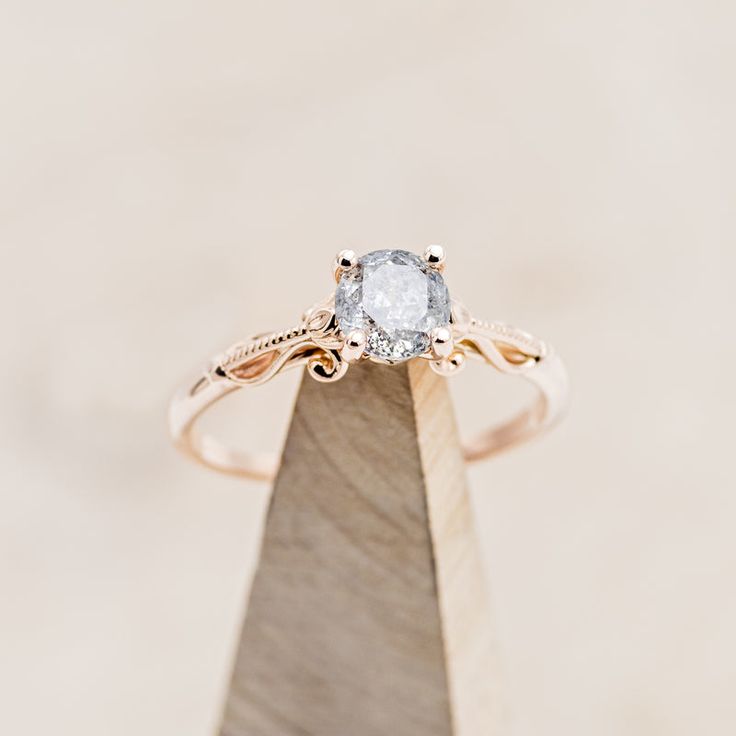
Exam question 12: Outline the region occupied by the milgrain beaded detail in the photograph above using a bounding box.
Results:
[467,318,547,360]
[220,324,307,371]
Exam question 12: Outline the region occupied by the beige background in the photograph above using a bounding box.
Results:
[1,2,735,735]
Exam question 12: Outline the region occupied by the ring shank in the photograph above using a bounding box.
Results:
[169,375,276,481]
[169,348,568,481]
[461,351,567,462]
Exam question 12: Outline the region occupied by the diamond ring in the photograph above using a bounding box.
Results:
[169,247,568,480]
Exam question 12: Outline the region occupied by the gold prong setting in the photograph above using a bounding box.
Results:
[333,249,358,283]
[430,326,454,360]
[341,329,368,363]
[431,349,467,376]
[423,244,446,272]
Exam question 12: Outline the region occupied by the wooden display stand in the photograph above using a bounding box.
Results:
[219,360,500,736]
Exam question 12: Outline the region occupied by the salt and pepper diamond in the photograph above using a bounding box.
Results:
[335,249,451,362]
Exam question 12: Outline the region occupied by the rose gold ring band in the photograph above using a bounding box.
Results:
[168,299,568,481]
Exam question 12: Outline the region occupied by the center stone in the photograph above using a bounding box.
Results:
[335,249,451,362]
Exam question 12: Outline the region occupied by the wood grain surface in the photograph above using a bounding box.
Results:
[219,360,499,736]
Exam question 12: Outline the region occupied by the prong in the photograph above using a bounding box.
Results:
[431,349,466,376]
[447,350,465,370]
[423,244,446,271]
[333,249,358,282]
[341,329,367,363]
[430,325,454,359]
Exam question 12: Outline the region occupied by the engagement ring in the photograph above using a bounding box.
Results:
[169,247,568,480]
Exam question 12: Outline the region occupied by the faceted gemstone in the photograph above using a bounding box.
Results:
[335,249,451,362]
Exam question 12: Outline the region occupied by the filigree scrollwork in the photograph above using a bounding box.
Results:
[307,349,347,383]
[304,303,343,350]
[214,300,347,387]
[429,300,547,378]
[453,319,546,375]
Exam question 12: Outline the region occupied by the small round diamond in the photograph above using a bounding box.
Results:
[335,249,451,362]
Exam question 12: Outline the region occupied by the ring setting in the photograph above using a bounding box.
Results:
[169,246,568,480]
[335,247,451,364]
